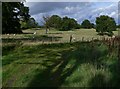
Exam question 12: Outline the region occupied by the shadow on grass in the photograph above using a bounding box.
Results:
[107,60,120,87]
[89,64,120,88]
[48,32,63,34]
[89,73,108,88]
[26,42,109,88]
[2,35,62,43]
[23,32,34,34]
[89,51,120,88]
[2,45,17,56]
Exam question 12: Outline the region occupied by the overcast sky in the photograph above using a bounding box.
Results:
[24,2,119,25]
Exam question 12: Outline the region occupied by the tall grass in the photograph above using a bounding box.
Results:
[2,41,119,88]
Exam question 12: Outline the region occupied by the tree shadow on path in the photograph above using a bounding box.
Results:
[26,42,109,88]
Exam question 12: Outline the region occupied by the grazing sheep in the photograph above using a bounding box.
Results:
[33,31,37,35]
[112,35,115,38]
[73,37,76,41]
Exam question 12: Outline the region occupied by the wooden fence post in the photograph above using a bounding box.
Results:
[70,35,72,43]
[82,37,84,42]
[42,40,44,44]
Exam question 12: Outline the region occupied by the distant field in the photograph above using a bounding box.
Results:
[2,28,118,45]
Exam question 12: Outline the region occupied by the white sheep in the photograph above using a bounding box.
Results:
[33,31,37,35]
[73,37,76,41]
[112,35,115,38]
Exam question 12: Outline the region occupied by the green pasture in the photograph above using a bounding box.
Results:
[2,28,120,88]
[2,41,120,87]
[2,28,118,45]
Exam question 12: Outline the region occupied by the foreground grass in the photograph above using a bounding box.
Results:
[2,41,120,88]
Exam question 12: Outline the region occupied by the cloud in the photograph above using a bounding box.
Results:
[26,2,65,15]
[25,0,120,2]
[24,2,118,25]
[25,2,90,15]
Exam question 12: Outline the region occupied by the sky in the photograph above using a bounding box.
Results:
[24,2,119,25]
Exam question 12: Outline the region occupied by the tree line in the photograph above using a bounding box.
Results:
[2,2,118,36]
[42,15,117,36]
[42,15,95,31]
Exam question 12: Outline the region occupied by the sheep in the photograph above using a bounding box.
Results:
[73,37,76,41]
[33,31,37,35]
[112,35,115,38]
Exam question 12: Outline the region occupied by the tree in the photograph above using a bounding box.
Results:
[96,15,116,36]
[41,15,79,31]
[75,24,81,29]
[20,17,39,29]
[81,19,93,29]
[27,18,38,28]
[117,24,120,28]
[48,15,62,29]
[2,2,30,34]
[91,23,95,28]
[60,16,78,31]
[42,16,51,34]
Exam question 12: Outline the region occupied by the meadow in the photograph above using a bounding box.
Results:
[2,28,118,45]
[2,28,120,88]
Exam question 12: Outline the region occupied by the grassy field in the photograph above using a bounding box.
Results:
[2,41,120,88]
[2,28,120,88]
[2,28,118,45]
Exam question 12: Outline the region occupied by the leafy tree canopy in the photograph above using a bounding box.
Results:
[2,2,30,34]
[96,15,116,36]
[117,24,120,28]
[20,17,39,29]
[81,19,93,29]
[60,16,79,31]
[42,15,80,31]
[48,15,62,29]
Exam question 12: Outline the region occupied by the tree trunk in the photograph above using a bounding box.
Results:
[45,28,48,34]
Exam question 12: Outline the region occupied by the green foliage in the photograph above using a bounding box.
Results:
[96,15,116,36]
[91,23,95,28]
[20,17,39,29]
[60,16,79,31]
[48,15,62,29]
[75,24,81,29]
[43,15,79,31]
[117,24,120,28]
[2,41,119,87]
[2,2,30,34]
[81,19,93,29]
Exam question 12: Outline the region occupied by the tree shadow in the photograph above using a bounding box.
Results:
[26,42,109,88]
[2,35,62,42]
[48,32,63,34]
[23,32,34,34]
[88,63,120,88]
[88,50,120,88]
[26,49,80,88]
[89,73,108,88]
[107,60,120,87]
